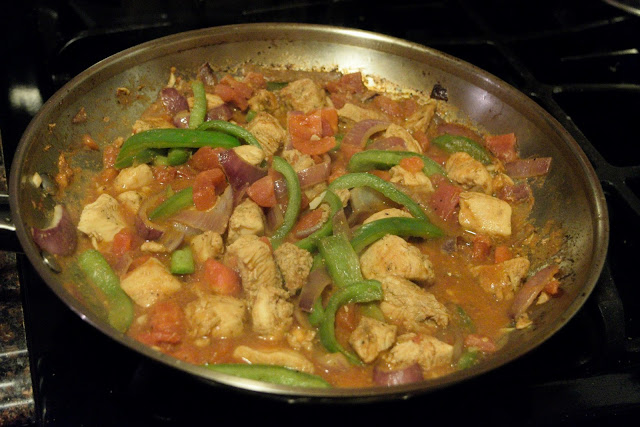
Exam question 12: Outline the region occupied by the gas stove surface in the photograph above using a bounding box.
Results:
[1,1,639,426]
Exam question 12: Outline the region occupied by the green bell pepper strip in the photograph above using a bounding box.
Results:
[204,364,331,388]
[266,81,289,91]
[308,298,325,327]
[167,148,190,165]
[347,149,446,177]
[197,120,263,150]
[457,348,479,370]
[114,129,240,169]
[431,134,492,165]
[328,173,428,221]
[317,234,364,289]
[350,217,443,253]
[189,80,207,129]
[269,156,302,249]
[295,190,343,252]
[456,305,476,333]
[318,280,383,365]
[77,249,134,333]
[148,187,194,220]
[171,247,195,274]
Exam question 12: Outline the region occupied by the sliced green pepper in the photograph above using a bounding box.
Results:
[431,134,492,165]
[317,234,363,289]
[171,247,195,274]
[295,190,343,252]
[318,280,383,365]
[269,156,302,249]
[266,81,289,91]
[456,305,476,333]
[77,249,133,333]
[457,348,479,370]
[204,364,331,388]
[167,148,190,166]
[328,173,428,221]
[197,120,263,150]
[148,187,194,220]
[189,80,207,129]
[347,149,446,177]
[350,217,443,253]
[245,110,257,122]
[115,129,240,169]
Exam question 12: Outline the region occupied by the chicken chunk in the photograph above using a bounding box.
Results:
[362,208,412,224]
[225,235,282,301]
[120,257,182,307]
[246,112,287,157]
[379,275,449,329]
[251,286,294,338]
[248,88,278,112]
[360,234,436,284]
[281,149,315,171]
[227,198,266,244]
[383,123,422,153]
[77,193,126,244]
[185,294,246,339]
[190,231,224,264]
[383,333,453,372]
[471,257,530,300]
[286,326,316,352]
[132,117,173,133]
[233,345,315,374]
[187,93,225,110]
[337,103,387,122]
[458,192,512,238]
[232,145,265,166]
[389,165,434,193]
[113,164,154,192]
[349,317,398,363]
[279,78,326,113]
[273,242,314,295]
[117,191,143,213]
[405,102,437,134]
[445,152,493,194]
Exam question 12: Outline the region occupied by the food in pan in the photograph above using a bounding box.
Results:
[33,63,561,388]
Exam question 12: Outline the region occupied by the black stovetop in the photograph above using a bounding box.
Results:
[1,1,640,425]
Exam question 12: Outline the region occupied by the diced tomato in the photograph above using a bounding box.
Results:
[335,303,359,333]
[484,133,518,163]
[329,92,347,109]
[153,165,177,185]
[214,75,253,111]
[494,245,512,263]
[204,258,242,296]
[288,109,338,155]
[328,155,349,182]
[325,72,366,95]
[399,156,424,174]
[112,229,135,257]
[401,98,419,118]
[464,334,497,352]
[429,179,463,221]
[370,169,391,181]
[320,108,338,136]
[193,168,226,211]
[137,300,185,346]
[243,72,266,89]
[247,175,277,207]
[292,208,325,238]
[373,95,403,118]
[188,146,224,171]
[472,234,492,261]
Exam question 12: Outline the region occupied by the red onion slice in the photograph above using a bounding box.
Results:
[158,228,185,252]
[373,363,423,386]
[342,119,390,149]
[509,264,560,319]
[161,88,189,116]
[206,103,233,121]
[217,149,267,193]
[136,195,166,240]
[173,185,233,233]
[298,267,332,312]
[297,161,331,189]
[504,157,552,178]
[32,204,77,256]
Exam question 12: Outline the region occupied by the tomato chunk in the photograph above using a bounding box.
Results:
[247,175,277,208]
[193,168,226,211]
[204,259,242,296]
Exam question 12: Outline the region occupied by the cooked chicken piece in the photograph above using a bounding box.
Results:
[383,333,453,372]
[190,231,224,264]
[225,235,282,301]
[140,241,169,253]
[279,78,326,113]
[227,198,266,244]
[233,345,315,374]
[379,275,449,329]
[363,208,412,224]
[273,242,314,295]
[471,257,530,300]
[132,117,173,133]
[286,325,316,352]
[405,102,437,134]
[360,235,436,284]
[383,123,422,153]
[77,193,126,244]
[187,93,225,110]
[491,172,515,194]
[389,165,434,193]
[117,190,143,213]
[113,164,154,192]
[248,88,278,112]
[458,191,512,238]
[349,317,397,363]
[232,145,265,166]
[445,152,493,194]
[120,257,182,307]
[251,286,294,338]
[337,103,387,122]
[185,294,246,339]
[246,112,287,157]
